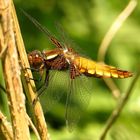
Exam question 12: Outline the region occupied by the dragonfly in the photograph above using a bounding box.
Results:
[22,10,133,131]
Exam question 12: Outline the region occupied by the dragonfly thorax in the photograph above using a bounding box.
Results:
[62,48,76,64]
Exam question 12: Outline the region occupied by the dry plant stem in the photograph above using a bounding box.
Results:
[97,0,137,98]
[27,115,41,140]
[11,1,50,140]
[100,71,140,140]
[97,0,137,61]
[0,6,7,57]
[98,1,137,139]
[0,111,13,140]
[103,79,120,99]
[0,0,30,139]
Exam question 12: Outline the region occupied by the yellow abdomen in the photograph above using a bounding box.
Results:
[73,57,132,78]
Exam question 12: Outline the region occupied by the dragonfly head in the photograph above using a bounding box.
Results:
[28,50,44,69]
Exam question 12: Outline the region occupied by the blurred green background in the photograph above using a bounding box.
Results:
[0,0,140,139]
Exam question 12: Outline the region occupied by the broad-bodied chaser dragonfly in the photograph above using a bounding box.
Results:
[22,10,133,131]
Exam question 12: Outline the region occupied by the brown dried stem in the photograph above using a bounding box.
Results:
[100,70,140,140]
[97,0,137,99]
[27,115,41,140]
[97,0,137,139]
[97,0,137,61]
[10,1,50,140]
[0,111,13,140]
[98,0,137,140]
[0,0,30,139]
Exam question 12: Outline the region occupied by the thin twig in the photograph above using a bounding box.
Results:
[26,115,41,140]
[0,0,30,139]
[103,79,121,99]
[97,0,137,98]
[0,44,8,58]
[11,1,50,140]
[0,6,8,58]
[97,0,137,61]
[0,111,13,140]
[100,70,140,140]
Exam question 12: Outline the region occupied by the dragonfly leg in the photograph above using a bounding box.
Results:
[37,70,49,93]
[24,67,44,82]
[25,67,40,72]
[70,64,81,79]
[33,70,49,105]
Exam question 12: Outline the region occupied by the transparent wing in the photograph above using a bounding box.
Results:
[21,9,64,49]
[55,22,85,54]
[39,70,69,112]
[55,22,71,49]
[22,10,87,55]
[65,75,94,131]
